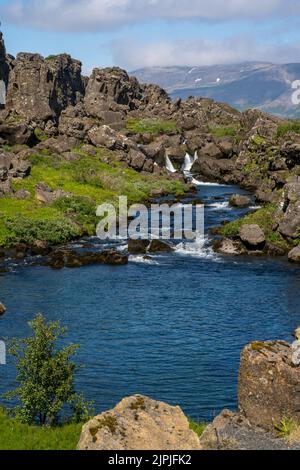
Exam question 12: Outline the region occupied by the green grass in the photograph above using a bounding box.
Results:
[189,420,207,437]
[209,126,237,138]
[220,204,288,248]
[0,151,186,247]
[126,118,179,136]
[45,54,68,61]
[277,121,300,138]
[0,408,82,450]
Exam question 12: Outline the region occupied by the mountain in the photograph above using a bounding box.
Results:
[132,63,300,118]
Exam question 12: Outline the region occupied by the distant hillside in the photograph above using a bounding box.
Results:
[132,63,300,118]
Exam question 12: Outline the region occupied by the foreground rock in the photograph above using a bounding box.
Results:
[214,238,246,256]
[0,303,6,316]
[238,341,300,431]
[200,410,300,450]
[48,249,128,269]
[77,395,201,451]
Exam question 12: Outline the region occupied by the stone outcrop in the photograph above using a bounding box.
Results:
[200,409,300,450]
[5,53,84,122]
[278,177,300,239]
[238,341,300,431]
[47,249,128,269]
[77,395,201,451]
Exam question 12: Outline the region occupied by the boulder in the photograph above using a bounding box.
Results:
[229,194,252,208]
[14,189,31,200]
[238,341,300,431]
[128,239,149,255]
[88,125,128,151]
[128,149,146,171]
[215,238,246,256]
[288,246,300,263]
[148,240,173,253]
[77,395,202,451]
[239,224,266,250]
[0,302,6,316]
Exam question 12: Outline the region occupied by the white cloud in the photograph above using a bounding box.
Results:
[109,36,300,69]
[0,0,299,31]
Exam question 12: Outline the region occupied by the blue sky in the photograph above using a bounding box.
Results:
[0,0,300,73]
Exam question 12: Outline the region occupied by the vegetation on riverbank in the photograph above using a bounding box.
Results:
[0,409,82,450]
[220,204,290,249]
[0,151,187,248]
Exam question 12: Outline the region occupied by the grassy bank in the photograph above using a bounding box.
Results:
[0,409,82,450]
[219,204,290,249]
[0,150,186,248]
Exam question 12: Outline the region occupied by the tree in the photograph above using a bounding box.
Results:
[5,314,91,426]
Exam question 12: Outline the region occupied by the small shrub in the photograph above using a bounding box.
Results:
[275,418,298,438]
[4,314,91,426]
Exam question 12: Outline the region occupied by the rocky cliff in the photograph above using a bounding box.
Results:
[1,30,300,257]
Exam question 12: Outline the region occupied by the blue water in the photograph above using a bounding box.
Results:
[1,183,300,422]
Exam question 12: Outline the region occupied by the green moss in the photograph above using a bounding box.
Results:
[34,128,48,142]
[130,397,146,411]
[89,415,118,439]
[277,121,300,138]
[209,126,237,138]
[126,118,179,136]
[0,408,81,450]
[189,421,207,437]
[251,135,266,146]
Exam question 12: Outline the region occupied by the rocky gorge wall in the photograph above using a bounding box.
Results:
[1,30,300,260]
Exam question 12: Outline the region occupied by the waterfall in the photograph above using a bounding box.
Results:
[182,153,193,173]
[165,154,177,173]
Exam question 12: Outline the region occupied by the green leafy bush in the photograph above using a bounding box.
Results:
[2,215,80,247]
[4,314,92,426]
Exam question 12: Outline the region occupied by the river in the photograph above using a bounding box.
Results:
[1,182,300,422]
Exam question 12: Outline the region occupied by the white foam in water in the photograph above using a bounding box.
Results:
[130,255,160,265]
[175,234,218,260]
[208,201,230,210]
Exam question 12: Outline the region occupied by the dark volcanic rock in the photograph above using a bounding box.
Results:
[148,240,173,253]
[128,239,149,254]
[48,249,128,269]
[5,53,84,122]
